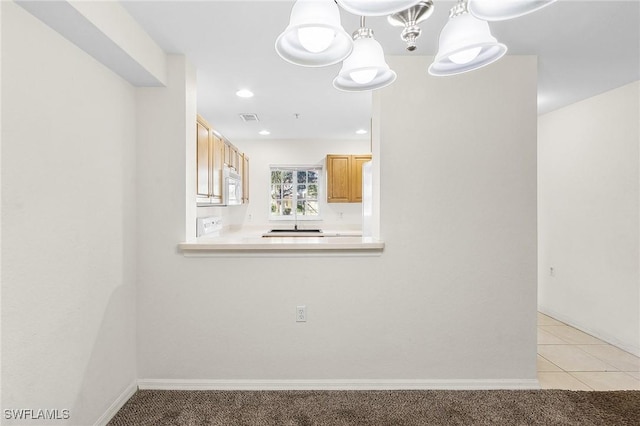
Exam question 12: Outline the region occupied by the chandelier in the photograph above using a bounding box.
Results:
[275,0,557,91]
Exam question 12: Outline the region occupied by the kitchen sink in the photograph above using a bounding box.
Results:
[263,229,323,237]
[268,229,322,233]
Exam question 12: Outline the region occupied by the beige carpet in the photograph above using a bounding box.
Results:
[108,389,640,425]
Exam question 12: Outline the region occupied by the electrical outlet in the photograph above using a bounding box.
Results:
[296,305,306,322]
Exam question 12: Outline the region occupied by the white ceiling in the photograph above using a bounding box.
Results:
[121,1,640,142]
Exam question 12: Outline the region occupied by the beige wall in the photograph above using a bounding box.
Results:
[538,81,640,355]
[136,55,538,387]
[1,2,137,424]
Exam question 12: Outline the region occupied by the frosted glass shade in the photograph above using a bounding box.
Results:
[428,13,507,76]
[469,0,557,21]
[333,37,396,91]
[337,0,424,17]
[276,0,353,67]
[297,27,335,53]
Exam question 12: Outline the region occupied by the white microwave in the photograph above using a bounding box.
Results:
[223,167,242,206]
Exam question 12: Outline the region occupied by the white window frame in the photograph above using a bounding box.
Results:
[269,164,323,221]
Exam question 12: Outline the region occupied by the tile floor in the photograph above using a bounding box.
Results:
[537,312,640,390]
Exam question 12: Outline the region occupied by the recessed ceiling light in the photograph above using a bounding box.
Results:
[236,89,254,98]
[259,130,271,136]
[356,129,368,135]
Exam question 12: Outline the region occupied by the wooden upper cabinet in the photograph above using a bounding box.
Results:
[221,138,243,171]
[232,147,239,170]
[351,154,372,203]
[196,119,211,197]
[196,114,249,205]
[211,135,224,201]
[242,154,250,203]
[326,155,351,202]
[223,142,231,167]
[326,154,371,203]
[196,114,223,204]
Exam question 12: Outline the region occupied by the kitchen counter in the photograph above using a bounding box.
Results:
[178,228,384,256]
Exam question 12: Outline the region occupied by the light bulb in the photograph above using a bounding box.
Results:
[449,46,482,65]
[298,27,335,53]
[349,69,377,84]
[235,89,254,98]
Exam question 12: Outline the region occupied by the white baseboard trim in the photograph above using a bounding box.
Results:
[94,381,138,426]
[538,306,640,357]
[138,379,540,391]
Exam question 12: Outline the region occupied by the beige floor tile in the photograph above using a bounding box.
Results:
[537,312,564,326]
[538,327,568,344]
[537,372,592,390]
[535,313,639,390]
[626,371,640,380]
[577,345,640,372]
[537,355,562,372]
[570,372,640,391]
[537,345,617,372]
[539,325,606,345]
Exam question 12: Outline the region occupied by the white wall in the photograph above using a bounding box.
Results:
[538,81,640,355]
[15,0,167,87]
[378,55,538,379]
[217,138,371,230]
[137,55,538,386]
[1,2,137,424]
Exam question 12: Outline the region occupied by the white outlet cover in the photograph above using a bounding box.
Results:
[296,305,306,322]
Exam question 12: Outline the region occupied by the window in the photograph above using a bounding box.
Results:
[270,166,321,219]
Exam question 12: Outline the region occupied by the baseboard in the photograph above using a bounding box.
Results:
[138,379,540,391]
[94,380,138,426]
[538,306,640,357]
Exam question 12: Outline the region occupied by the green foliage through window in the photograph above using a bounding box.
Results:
[270,166,321,218]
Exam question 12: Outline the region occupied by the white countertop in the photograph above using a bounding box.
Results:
[179,228,384,256]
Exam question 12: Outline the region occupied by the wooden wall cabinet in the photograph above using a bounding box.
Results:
[196,118,211,198]
[196,114,249,205]
[242,154,249,203]
[223,142,231,168]
[211,134,224,201]
[196,114,223,205]
[326,154,372,203]
[223,141,241,171]
[232,147,239,170]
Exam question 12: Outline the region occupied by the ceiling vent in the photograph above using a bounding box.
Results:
[239,113,259,122]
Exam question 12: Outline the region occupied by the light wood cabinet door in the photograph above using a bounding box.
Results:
[242,154,250,203]
[237,152,244,178]
[351,154,372,203]
[222,140,241,170]
[233,147,240,170]
[326,155,351,203]
[326,154,371,203]
[196,121,211,197]
[211,135,224,202]
[197,115,224,204]
[223,142,231,167]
